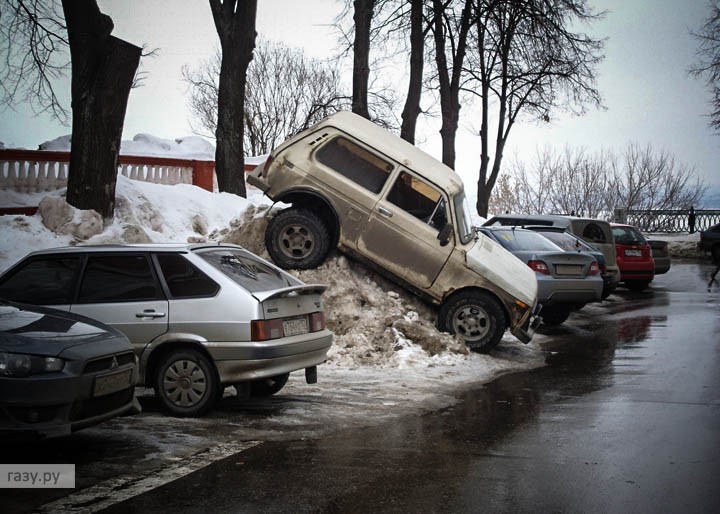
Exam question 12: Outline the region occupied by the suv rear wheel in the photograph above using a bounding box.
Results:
[438,291,507,353]
[155,349,218,417]
[266,208,331,269]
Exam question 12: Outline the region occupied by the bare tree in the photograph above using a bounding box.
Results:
[183,40,349,155]
[352,0,376,119]
[467,0,605,217]
[690,1,720,131]
[431,0,473,169]
[0,0,69,122]
[210,0,257,198]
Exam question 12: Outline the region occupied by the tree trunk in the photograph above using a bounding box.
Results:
[62,0,141,219]
[211,0,258,197]
[352,0,374,119]
[400,0,424,144]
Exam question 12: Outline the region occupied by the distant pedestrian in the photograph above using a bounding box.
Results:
[689,206,696,234]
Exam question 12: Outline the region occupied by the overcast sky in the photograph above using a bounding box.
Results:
[1,0,718,205]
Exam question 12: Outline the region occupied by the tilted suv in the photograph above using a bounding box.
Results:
[247,111,538,352]
[0,244,332,416]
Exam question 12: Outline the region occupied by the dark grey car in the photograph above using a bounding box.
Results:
[0,300,139,439]
[0,243,333,416]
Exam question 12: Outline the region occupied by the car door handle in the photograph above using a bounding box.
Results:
[136,310,166,319]
[377,206,393,217]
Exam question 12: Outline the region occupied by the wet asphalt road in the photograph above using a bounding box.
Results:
[98,261,720,514]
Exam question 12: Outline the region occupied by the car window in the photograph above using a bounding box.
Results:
[387,171,447,230]
[156,254,219,298]
[581,222,608,243]
[0,257,81,305]
[198,248,302,293]
[612,226,647,245]
[492,230,561,252]
[77,255,162,303]
[315,136,393,194]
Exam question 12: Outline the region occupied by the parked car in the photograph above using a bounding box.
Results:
[0,243,332,416]
[610,223,655,291]
[482,213,620,295]
[647,239,671,275]
[0,299,139,439]
[247,111,539,353]
[478,227,603,325]
[524,226,614,299]
[699,223,720,263]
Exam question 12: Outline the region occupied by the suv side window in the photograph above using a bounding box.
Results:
[156,254,219,298]
[315,136,393,193]
[0,257,81,304]
[78,255,162,303]
[387,171,447,230]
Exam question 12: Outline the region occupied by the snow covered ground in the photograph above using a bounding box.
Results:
[0,134,551,416]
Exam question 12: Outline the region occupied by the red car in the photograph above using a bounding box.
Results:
[611,223,655,291]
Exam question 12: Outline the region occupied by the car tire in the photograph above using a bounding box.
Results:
[712,244,720,264]
[266,208,331,269]
[438,291,507,353]
[155,349,219,417]
[626,280,651,292]
[540,304,571,326]
[248,373,290,397]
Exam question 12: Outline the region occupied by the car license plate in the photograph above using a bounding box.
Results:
[283,318,309,337]
[625,249,642,257]
[555,264,582,276]
[93,368,133,397]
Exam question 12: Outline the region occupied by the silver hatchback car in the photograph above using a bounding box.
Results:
[0,244,332,416]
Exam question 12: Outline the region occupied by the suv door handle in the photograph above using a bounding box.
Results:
[377,206,393,217]
[136,310,166,319]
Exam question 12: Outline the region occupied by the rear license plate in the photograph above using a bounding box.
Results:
[625,249,642,257]
[555,264,582,275]
[93,368,133,397]
[283,318,309,337]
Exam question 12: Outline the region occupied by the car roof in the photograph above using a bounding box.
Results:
[312,111,465,195]
[19,242,245,257]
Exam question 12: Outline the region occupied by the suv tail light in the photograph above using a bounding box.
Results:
[588,261,600,275]
[528,260,550,275]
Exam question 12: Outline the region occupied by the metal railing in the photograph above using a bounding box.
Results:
[619,209,720,233]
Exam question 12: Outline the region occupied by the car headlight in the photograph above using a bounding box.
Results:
[0,352,65,377]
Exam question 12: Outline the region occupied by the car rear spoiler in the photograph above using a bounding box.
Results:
[252,284,328,302]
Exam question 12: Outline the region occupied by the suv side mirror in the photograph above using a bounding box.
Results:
[437,223,454,247]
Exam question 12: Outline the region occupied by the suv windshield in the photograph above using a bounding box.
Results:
[198,248,301,293]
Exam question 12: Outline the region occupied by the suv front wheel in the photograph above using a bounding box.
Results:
[266,208,331,269]
[438,291,507,353]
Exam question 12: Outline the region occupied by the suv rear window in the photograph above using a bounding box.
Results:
[198,249,301,293]
[315,136,393,193]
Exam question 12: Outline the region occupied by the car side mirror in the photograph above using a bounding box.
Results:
[437,223,454,247]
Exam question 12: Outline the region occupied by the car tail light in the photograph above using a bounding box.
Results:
[528,260,550,275]
[309,312,325,332]
[251,319,284,341]
[588,261,600,275]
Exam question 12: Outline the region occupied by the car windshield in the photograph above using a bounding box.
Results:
[198,248,302,293]
[612,226,647,245]
[538,231,597,252]
[491,229,563,252]
[453,192,475,244]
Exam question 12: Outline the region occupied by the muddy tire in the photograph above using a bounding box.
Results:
[438,291,507,353]
[265,208,331,269]
[249,373,290,397]
[155,349,218,417]
[540,304,571,326]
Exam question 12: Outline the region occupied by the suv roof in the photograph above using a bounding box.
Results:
[301,111,465,195]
